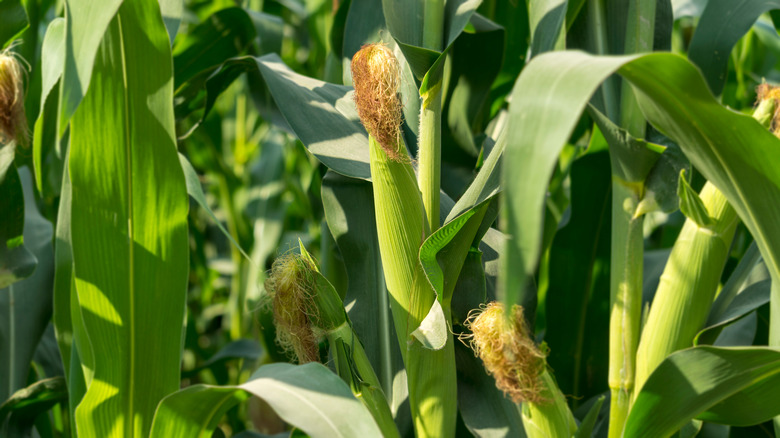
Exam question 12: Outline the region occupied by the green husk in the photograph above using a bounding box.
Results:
[353,43,457,437]
[466,302,575,438]
[634,182,737,393]
[266,243,399,437]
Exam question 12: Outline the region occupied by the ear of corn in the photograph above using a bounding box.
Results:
[369,133,457,437]
[353,43,457,437]
[633,94,773,395]
[0,49,29,147]
[467,302,576,438]
[267,243,400,437]
[633,181,737,393]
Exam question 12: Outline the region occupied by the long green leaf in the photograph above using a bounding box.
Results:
[59,0,122,136]
[32,18,65,191]
[504,50,780,349]
[0,163,35,288]
[68,0,189,436]
[626,346,780,437]
[150,363,382,438]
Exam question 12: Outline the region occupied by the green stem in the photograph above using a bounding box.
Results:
[620,0,657,137]
[419,85,442,232]
[330,324,401,438]
[607,179,644,438]
[589,0,618,121]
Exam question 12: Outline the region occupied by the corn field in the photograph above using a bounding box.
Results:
[3,0,780,437]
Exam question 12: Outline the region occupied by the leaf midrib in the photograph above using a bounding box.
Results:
[116,14,136,438]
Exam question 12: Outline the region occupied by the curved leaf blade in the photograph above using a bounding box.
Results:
[626,347,780,436]
[151,363,382,438]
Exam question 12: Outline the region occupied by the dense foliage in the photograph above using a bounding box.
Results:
[3,0,780,437]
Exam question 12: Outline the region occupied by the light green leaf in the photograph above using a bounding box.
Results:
[677,169,715,228]
[150,362,382,438]
[179,153,250,260]
[59,0,123,137]
[68,1,189,436]
[33,18,65,191]
[626,346,780,436]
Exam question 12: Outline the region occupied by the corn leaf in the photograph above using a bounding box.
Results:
[178,153,250,260]
[67,0,189,436]
[455,341,526,438]
[503,51,780,359]
[59,0,122,136]
[546,151,612,403]
[0,168,54,402]
[381,0,480,79]
[32,18,65,191]
[626,346,780,436]
[321,172,404,406]
[0,164,35,288]
[688,0,780,95]
[696,280,771,346]
[677,169,715,228]
[0,0,27,48]
[150,362,382,438]
[0,376,67,436]
[528,0,567,56]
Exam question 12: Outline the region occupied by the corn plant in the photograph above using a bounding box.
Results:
[5,0,780,437]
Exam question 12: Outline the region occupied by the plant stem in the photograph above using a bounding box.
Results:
[589,0,618,121]
[607,179,643,438]
[419,0,444,232]
[419,85,442,232]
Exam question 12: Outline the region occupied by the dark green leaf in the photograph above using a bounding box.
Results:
[0,0,28,48]
[0,168,54,401]
[688,0,780,95]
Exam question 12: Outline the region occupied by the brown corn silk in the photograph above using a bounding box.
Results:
[350,44,405,161]
[0,50,28,147]
[466,302,548,405]
[264,254,320,364]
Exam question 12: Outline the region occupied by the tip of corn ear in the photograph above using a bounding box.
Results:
[264,252,320,364]
[465,302,548,404]
[0,46,29,148]
[350,43,405,161]
[755,82,780,138]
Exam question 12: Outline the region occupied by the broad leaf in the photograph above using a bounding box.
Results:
[503,51,780,352]
[0,164,35,288]
[68,1,189,436]
[150,362,382,438]
[688,0,780,96]
[626,346,780,436]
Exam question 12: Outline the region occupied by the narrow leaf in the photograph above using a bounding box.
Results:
[677,169,715,228]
